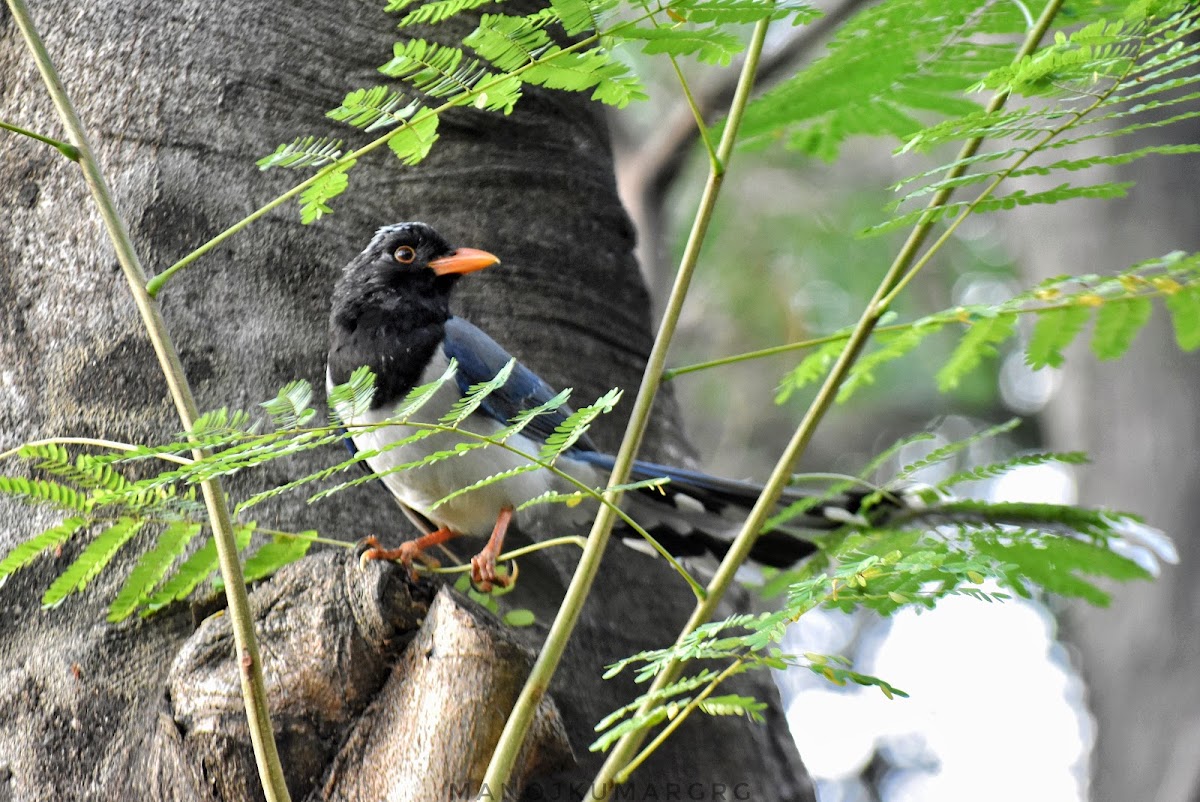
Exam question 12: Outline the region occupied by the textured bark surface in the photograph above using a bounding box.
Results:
[318,587,573,802]
[1010,126,1200,802]
[159,552,572,802]
[0,2,814,800]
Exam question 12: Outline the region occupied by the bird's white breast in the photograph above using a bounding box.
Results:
[328,354,602,538]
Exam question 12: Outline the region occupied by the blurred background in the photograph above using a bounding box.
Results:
[608,3,1200,800]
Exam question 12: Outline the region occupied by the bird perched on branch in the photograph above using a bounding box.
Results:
[328,222,905,590]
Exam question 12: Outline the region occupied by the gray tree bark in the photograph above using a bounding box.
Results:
[0,1,814,800]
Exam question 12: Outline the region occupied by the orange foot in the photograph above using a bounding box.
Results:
[358,528,457,578]
[469,506,515,592]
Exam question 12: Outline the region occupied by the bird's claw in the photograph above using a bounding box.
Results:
[470,553,517,593]
[358,535,440,580]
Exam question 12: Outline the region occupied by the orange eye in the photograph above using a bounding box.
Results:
[394,245,416,264]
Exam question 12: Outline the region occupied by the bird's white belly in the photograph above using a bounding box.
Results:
[330,362,601,538]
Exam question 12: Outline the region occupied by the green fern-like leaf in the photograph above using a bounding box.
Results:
[465,13,555,72]
[591,671,718,752]
[392,359,457,420]
[698,694,767,721]
[328,365,378,421]
[399,0,509,26]
[865,182,1136,237]
[0,476,90,512]
[897,418,1021,480]
[308,432,491,503]
[673,0,820,25]
[936,312,1017,391]
[107,522,203,622]
[469,74,524,114]
[838,321,944,402]
[538,388,621,461]
[382,41,474,95]
[18,445,132,494]
[618,26,743,66]
[738,0,1028,158]
[140,539,218,613]
[880,2,1200,236]
[140,523,255,614]
[804,660,909,698]
[42,518,144,608]
[1091,295,1153,360]
[190,407,256,440]
[236,450,372,511]
[775,337,846,404]
[971,530,1151,607]
[936,449,1088,490]
[262,380,316,430]
[464,11,642,105]
[432,464,541,511]
[515,477,667,512]
[242,532,314,583]
[977,17,1143,97]
[891,143,1200,208]
[257,136,344,170]
[299,159,356,224]
[305,431,441,502]
[327,86,418,132]
[769,251,1200,407]
[16,443,70,472]
[549,0,618,36]
[589,70,647,108]
[1165,283,1200,350]
[523,48,646,107]
[441,359,516,426]
[592,706,671,754]
[388,109,441,165]
[492,388,573,442]
[0,517,87,581]
[1027,303,1093,369]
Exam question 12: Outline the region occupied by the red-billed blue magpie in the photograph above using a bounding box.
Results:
[327,223,904,589]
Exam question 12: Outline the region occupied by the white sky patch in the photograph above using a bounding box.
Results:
[989,461,1078,505]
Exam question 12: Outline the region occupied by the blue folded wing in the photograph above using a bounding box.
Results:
[441,317,596,452]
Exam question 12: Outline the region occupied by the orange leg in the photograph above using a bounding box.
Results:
[360,528,458,577]
[470,506,515,592]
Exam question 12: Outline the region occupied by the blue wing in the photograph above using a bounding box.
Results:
[441,317,597,452]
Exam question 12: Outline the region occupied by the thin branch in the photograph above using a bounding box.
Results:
[664,285,1183,380]
[592,0,1068,787]
[615,658,748,783]
[144,9,669,297]
[0,437,194,467]
[477,16,776,800]
[0,117,79,160]
[419,536,589,576]
[3,2,292,800]
[622,0,870,207]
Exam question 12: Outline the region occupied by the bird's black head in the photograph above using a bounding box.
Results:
[328,222,500,403]
[330,222,500,329]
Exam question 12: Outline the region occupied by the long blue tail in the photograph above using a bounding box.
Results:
[573,453,892,567]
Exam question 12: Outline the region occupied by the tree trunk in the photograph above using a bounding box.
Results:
[0,2,814,800]
[1011,125,1200,802]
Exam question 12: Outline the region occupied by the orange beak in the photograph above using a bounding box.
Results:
[428,247,500,276]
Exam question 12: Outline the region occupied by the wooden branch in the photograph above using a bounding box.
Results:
[319,591,573,802]
[159,551,572,801]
